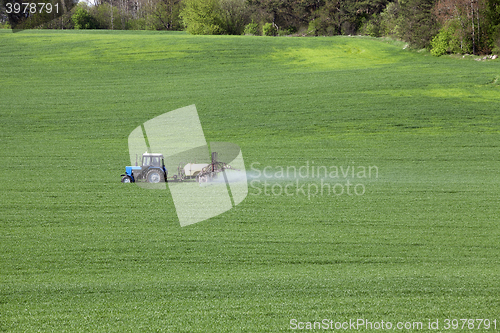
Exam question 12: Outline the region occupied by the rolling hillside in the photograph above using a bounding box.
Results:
[1,30,499,332]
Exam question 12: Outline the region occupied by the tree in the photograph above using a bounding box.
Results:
[219,0,251,35]
[486,0,500,52]
[398,0,438,48]
[433,0,490,54]
[247,0,304,31]
[306,1,342,36]
[150,0,182,30]
[91,2,120,29]
[379,1,400,36]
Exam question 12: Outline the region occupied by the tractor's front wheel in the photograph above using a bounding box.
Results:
[146,169,164,183]
[121,175,132,183]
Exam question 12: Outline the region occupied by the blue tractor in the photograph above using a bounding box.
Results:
[121,153,168,183]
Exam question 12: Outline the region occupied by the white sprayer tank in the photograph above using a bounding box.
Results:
[183,163,209,177]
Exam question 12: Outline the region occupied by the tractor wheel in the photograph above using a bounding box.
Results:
[147,169,164,183]
[121,176,132,183]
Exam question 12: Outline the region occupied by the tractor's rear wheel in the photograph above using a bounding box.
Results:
[121,176,132,183]
[147,169,164,183]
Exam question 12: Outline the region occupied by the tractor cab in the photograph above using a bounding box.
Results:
[121,152,167,183]
[142,154,163,167]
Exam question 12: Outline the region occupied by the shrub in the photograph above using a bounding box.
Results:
[307,19,320,36]
[72,5,99,29]
[431,20,472,56]
[430,30,451,56]
[0,21,12,29]
[180,0,224,35]
[278,28,293,36]
[244,21,259,35]
[307,15,337,36]
[262,22,277,36]
[360,16,382,37]
[219,0,251,35]
[180,0,249,35]
[126,18,146,30]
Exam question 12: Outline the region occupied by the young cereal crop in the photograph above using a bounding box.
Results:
[0,30,499,332]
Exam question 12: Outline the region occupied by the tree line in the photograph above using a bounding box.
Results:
[1,0,499,54]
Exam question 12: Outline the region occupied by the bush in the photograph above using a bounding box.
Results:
[278,28,294,36]
[0,21,12,29]
[306,14,337,36]
[262,22,277,36]
[181,0,249,35]
[244,21,259,35]
[219,0,251,35]
[430,30,451,56]
[360,16,382,37]
[126,18,146,30]
[72,5,99,29]
[307,19,321,36]
[431,20,472,56]
[180,0,224,35]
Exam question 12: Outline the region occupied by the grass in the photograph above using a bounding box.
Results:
[1,30,499,332]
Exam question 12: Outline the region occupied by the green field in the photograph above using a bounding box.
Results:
[1,30,499,332]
